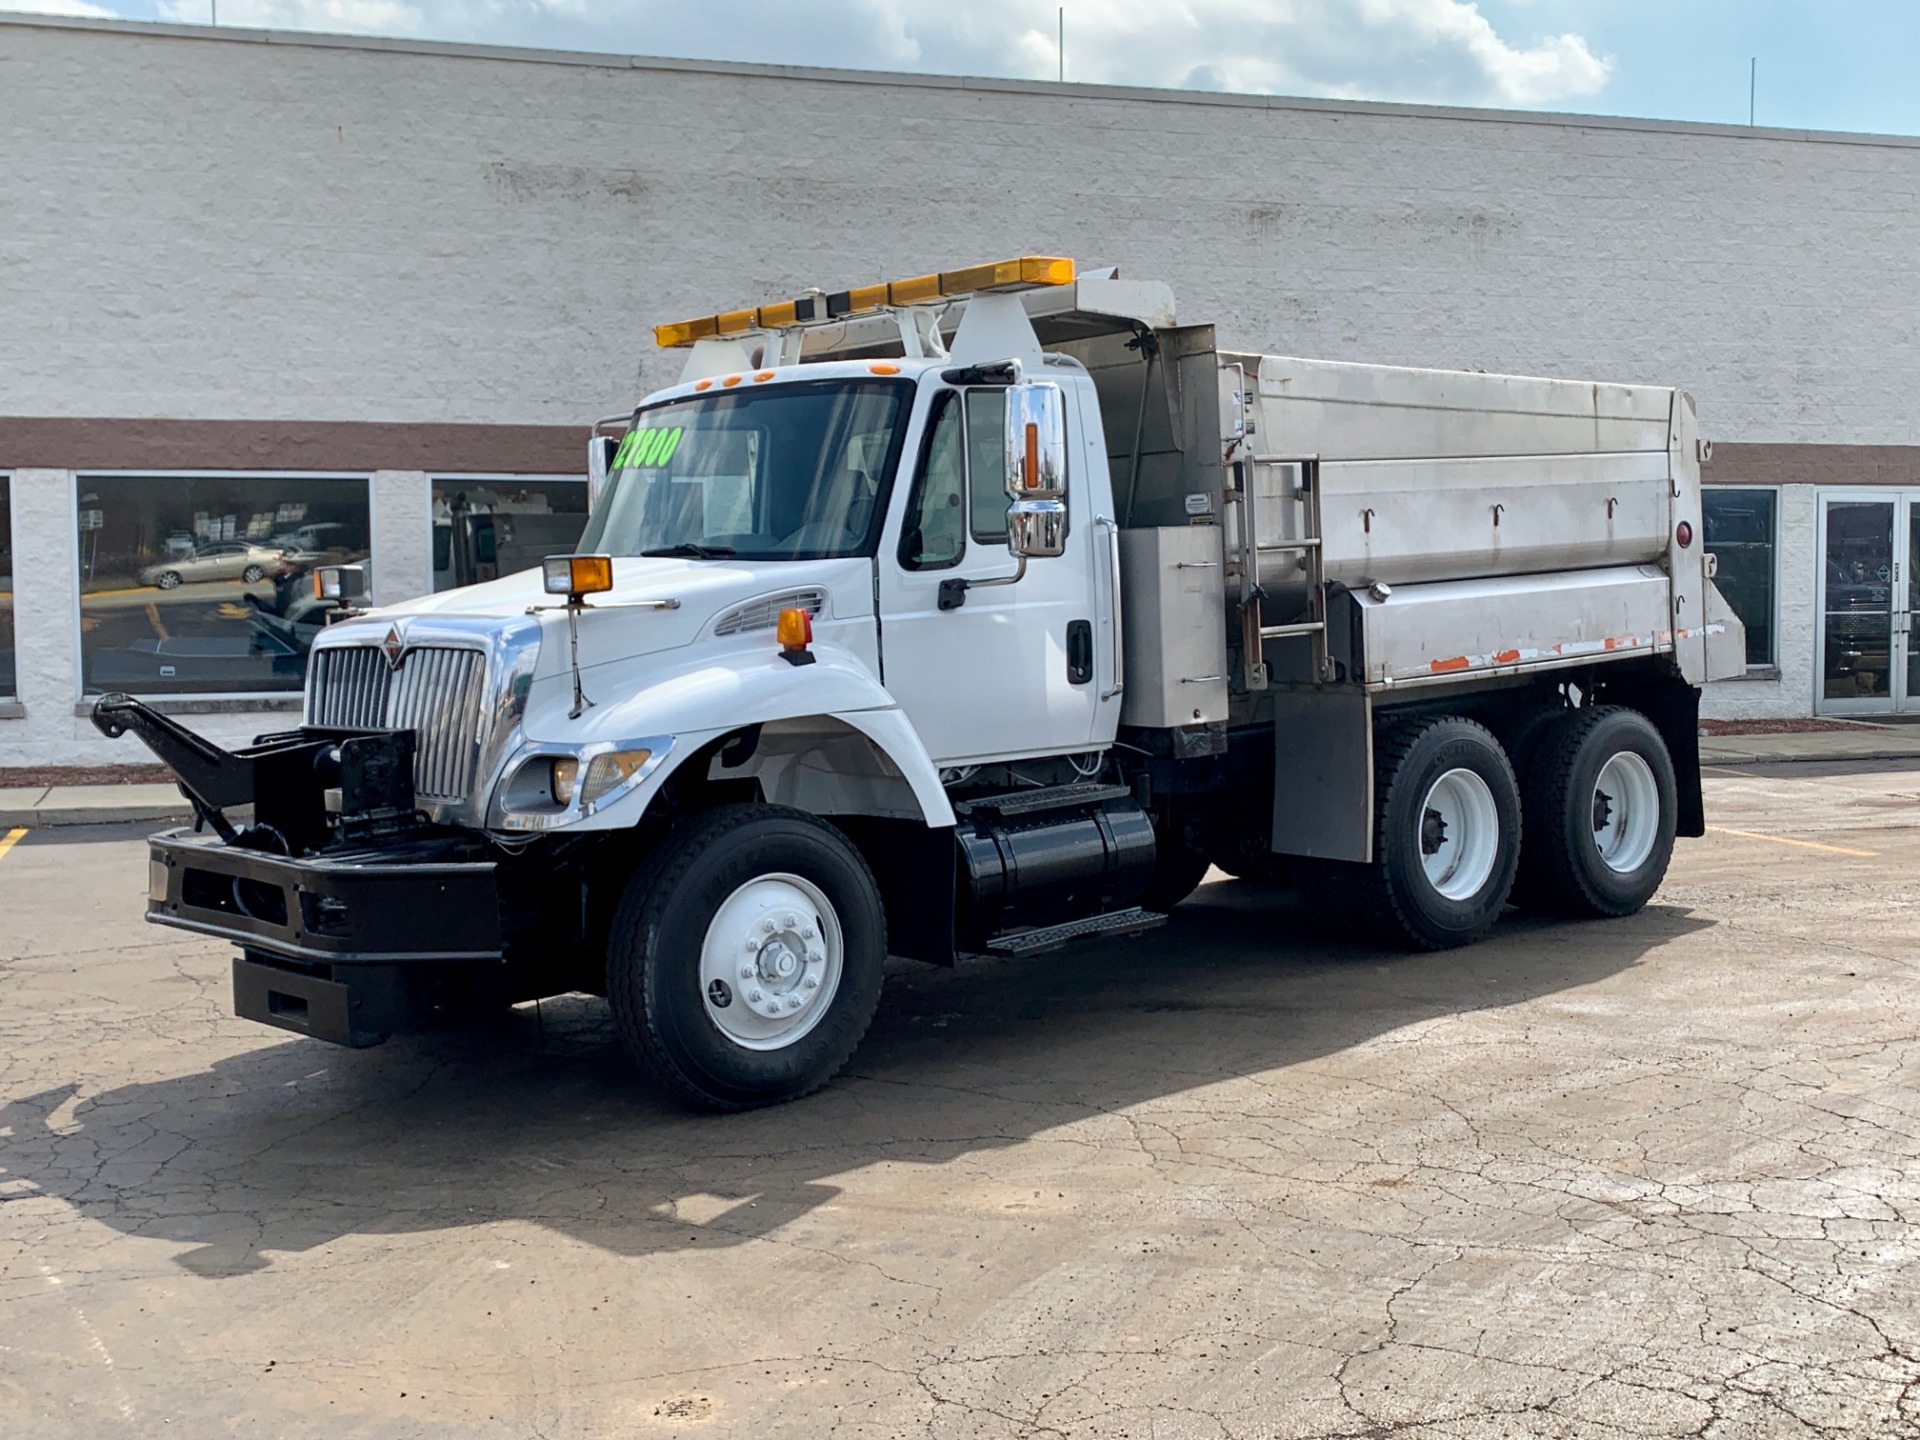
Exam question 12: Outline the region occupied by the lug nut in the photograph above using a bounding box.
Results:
[783,913,799,929]
[761,918,776,934]
[788,996,804,1010]
[740,964,755,979]
[803,926,817,940]
[803,974,819,990]
[747,989,763,1004]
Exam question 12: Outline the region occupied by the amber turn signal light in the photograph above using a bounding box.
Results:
[776,606,817,666]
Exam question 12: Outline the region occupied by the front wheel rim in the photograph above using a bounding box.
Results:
[1418,767,1501,900]
[1591,751,1660,874]
[698,872,844,1051]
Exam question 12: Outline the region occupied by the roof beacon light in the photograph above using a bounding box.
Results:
[654,256,1076,348]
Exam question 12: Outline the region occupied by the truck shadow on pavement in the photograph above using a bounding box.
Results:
[2,878,1710,1278]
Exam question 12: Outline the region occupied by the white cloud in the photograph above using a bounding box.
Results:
[139,0,1610,110]
[9,0,118,16]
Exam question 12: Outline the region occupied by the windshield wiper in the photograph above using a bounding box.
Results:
[640,542,737,559]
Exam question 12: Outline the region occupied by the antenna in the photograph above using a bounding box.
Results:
[1749,57,1755,126]
[1058,7,1065,83]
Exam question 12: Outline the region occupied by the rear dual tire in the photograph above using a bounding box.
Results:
[1363,717,1523,950]
[1518,706,1677,918]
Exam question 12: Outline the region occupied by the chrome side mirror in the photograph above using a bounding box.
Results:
[586,434,619,511]
[1004,382,1067,558]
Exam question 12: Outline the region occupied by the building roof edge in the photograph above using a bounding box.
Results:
[5,9,1920,151]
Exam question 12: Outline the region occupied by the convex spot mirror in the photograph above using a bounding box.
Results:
[1003,382,1068,559]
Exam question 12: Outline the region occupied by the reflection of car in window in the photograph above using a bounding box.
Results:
[138,541,288,590]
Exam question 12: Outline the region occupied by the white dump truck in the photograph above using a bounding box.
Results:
[99,256,1746,1109]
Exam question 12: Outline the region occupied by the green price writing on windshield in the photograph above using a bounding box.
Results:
[613,425,684,470]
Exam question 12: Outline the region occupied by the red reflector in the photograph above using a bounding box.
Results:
[1676,521,1694,549]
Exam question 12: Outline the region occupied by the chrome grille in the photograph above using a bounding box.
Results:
[308,645,489,803]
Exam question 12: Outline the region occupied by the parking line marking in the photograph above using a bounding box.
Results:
[0,828,27,861]
[1706,824,1878,858]
[144,603,170,641]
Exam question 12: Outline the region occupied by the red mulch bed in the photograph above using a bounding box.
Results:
[1699,718,1885,736]
[0,765,176,789]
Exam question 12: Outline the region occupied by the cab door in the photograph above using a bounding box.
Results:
[877,382,1108,767]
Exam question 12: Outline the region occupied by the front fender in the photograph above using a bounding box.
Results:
[497,642,954,831]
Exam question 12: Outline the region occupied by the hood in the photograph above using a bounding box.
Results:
[319,555,873,677]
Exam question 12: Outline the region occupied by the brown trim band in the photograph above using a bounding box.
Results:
[1706,443,1920,487]
[4,418,1917,487]
[0,417,588,474]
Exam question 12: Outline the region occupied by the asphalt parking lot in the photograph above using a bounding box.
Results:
[3,761,1918,1439]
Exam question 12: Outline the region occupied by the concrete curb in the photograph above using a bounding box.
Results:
[1700,735,1920,767]
[0,784,193,829]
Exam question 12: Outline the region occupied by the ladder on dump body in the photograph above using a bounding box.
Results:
[1229,452,1330,689]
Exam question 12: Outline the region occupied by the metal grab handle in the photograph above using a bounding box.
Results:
[1094,515,1124,701]
[1180,675,1225,684]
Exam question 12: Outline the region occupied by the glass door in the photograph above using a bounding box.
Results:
[1905,504,1920,709]
[1817,493,1907,714]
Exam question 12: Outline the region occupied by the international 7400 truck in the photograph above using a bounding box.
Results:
[98,256,1746,1109]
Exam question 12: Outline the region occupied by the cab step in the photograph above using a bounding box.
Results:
[956,782,1131,820]
[982,906,1166,957]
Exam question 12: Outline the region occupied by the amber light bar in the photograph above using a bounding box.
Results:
[653,255,1076,349]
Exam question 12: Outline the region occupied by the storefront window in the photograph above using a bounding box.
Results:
[0,475,14,697]
[432,478,588,590]
[77,474,371,696]
[1702,488,1776,668]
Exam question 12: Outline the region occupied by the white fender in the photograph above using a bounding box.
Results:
[501,640,954,831]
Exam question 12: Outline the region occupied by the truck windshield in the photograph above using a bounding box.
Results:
[580,378,913,561]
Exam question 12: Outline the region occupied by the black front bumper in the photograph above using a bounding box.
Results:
[148,828,506,1046]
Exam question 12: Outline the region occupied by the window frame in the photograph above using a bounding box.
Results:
[896,389,968,573]
[71,468,377,704]
[0,469,14,701]
[1701,483,1780,673]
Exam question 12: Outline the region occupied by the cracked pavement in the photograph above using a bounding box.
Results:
[3,760,1920,1438]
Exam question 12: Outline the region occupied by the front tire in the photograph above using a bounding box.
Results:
[1363,716,1521,950]
[242,564,266,582]
[606,805,886,1110]
[156,571,182,590]
[1519,706,1676,918]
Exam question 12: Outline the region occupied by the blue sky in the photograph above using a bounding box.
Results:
[19,0,1920,137]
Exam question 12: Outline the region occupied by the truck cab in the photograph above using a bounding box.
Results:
[101,255,1744,1110]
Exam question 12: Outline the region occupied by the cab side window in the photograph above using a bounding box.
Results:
[899,392,966,571]
[965,388,1009,543]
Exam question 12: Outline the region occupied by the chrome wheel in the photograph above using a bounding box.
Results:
[698,872,843,1051]
[1591,750,1659,874]
[1419,767,1500,900]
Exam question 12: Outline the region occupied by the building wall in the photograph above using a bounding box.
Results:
[4,15,1920,763]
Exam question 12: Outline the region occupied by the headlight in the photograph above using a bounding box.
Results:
[580,748,653,806]
[549,756,580,806]
[493,736,674,831]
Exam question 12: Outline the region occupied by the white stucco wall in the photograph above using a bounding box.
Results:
[4,17,1919,439]
[5,15,1919,762]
